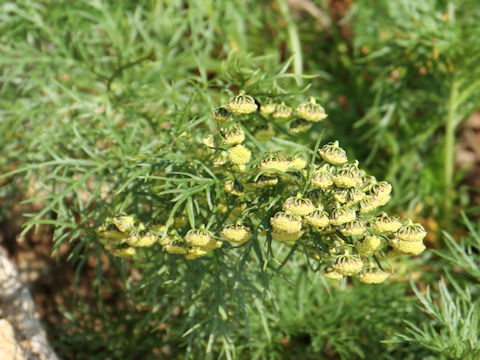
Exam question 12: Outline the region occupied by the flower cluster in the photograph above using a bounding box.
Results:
[96,90,426,283]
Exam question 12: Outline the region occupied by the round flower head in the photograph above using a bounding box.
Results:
[227,144,251,165]
[254,176,279,188]
[272,102,293,119]
[113,215,136,233]
[271,229,303,242]
[356,268,389,284]
[201,239,222,251]
[126,231,157,247]
[361,175,377,192]
[290,157,307,170]
[390,238,426,255]
[318,141,348,165]
[282,197,315,216]
[372,213,402,234]
[212,107,231,123]
[289,119,312,134]
[340,220,367,237]
[359,196,380,214]
[311,169,334,189]
[355,234,383,255]
[270,212,302,233]
[112,246,136,258]
[224,91,258,115]
[258,154,291,176]
[371,181,392,200]
[97,222,128,240]
[254,126,275,141]
[395,222,427,242]
[185,248,208,260]
[323,268,343,280]
[305,210,329,228]
[224,180,244,196]
[334,188,365,205]
[185,229,213,247]
[220,224,251,243]
[333,255,364,276]
[334,168,360,188]
[221,125,245,146]
[330,206,356,226]
[295,98,327,122]
[165,241,189,255]
[259,102,277,116]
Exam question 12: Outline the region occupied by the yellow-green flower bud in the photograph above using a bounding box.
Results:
[334,188,365,205]
[97,222,128,240]
[258,154,290,176]
[323,268,343,280]
[270,212,302,233]
[311,169,334,189]
[330,206,356,226]
[305,210,330,228]
[355,235,383,255]
[340,220,367,236]
[254,126,275,141]
[271,229,303,242]
[334,168,360,188]
[295,98,327,122]
[290,157,307,170]
[221,125,245,146]
[395,222,427,242]
[318,141,348,165]
[259,102,277,116]
[185,248,208,260]
[333,255,364,276]
[201,239,223,251]
[212,107,231,123]
[359,196,380,213]
[272,102,292,119]
[224,92,258,115]
[371,181,392,199]
[220,224,251,243]
[356,268,389,284]
[165,241,189,255]
[254,176,279,188]
[126,231,157,247]
[113,215,136,233]
[289,119,312,134]
[372,213,402,234]
[282,197,315,216]
[390,238,426,255]
[185,229,214,247]
[227,144,251,165]
[112,246,136,258]
[224,180,244,196]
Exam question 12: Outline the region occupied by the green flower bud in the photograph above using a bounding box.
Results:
[395,222,427,242]
[165,240,189,255]
[126,230,157,247]
[355,235,383,255]
[258,154,290,176]
[271,229,303,242]
[371,181,392,199]
[359,196,380,213]
[270,212,302,233]
[356,268,389,284]
[390,238,426,255]
[259,102,277,116]
[311,169,334,189]
[185,248,208,260]
[113,215,136,233]
[333,255,364,276]
[323,268,343,280]
[272,102,292,119]
[372,213,402,234]
[224,92,258,115]
[290,157,307,170]
[254,176,279,188]
[112,246,136,258]
[212,107,231,123]
[221,125,245,146]
[318,141,348,165]
[220,224,251,243]
[330,206,356,226]
[227,144,251,165]
[185,229,214,247]
[340,220,367,236]
[305,210,330,228]
[224,180,244,196]
[254,126,275,141]
[282,197,315,216]
[334,188,365,205]
[289,119,312,134]
[295,98,327,122]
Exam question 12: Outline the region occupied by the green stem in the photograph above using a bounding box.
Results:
[276,0,303,78]
[443,77,458,230]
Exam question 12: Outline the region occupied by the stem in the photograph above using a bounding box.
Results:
[443,77,458,229]
[276,0,303,78]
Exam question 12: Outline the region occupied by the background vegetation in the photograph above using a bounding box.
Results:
[1,0,479,359]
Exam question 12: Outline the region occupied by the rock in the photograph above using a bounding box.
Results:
[0,319,26,360]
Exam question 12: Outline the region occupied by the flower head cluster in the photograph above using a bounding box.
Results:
[96,90,426,284]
